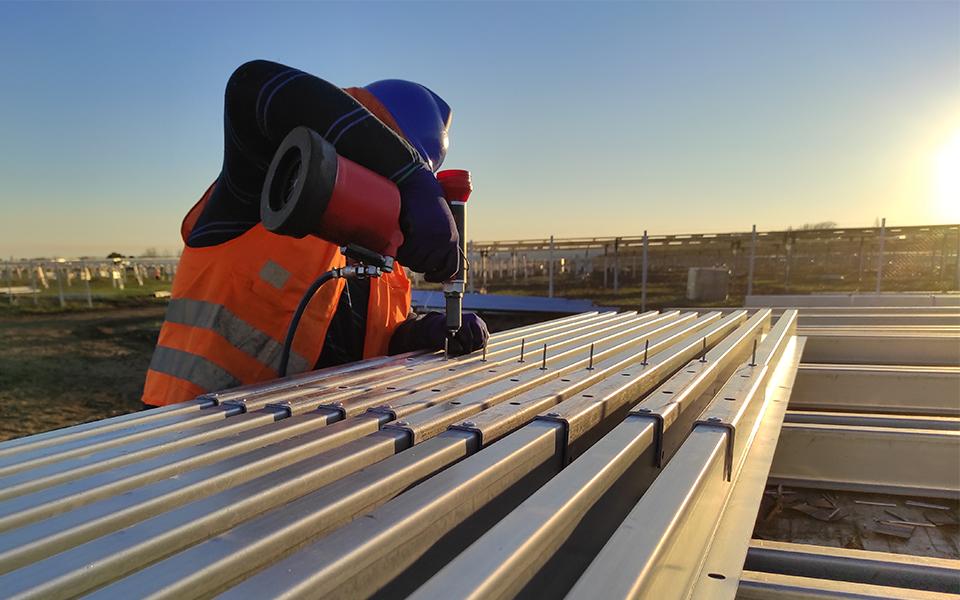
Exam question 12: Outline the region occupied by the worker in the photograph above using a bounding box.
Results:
[142,60,488,408]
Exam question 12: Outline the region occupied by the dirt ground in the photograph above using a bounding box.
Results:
[0,305,540,441]
[0,306,166,441]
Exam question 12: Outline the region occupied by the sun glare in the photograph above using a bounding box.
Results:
[934,128,960,221]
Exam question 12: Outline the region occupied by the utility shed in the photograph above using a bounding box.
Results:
[687,266,730,301]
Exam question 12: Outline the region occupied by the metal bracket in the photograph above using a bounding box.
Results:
[219,399,250,414]
[629,408,666,468]
[367,405,398,420]
[317,401,347,420]
[264,400,295,419]
[693,417,737,481]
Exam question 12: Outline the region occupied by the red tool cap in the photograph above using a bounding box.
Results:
[437,169,472,203]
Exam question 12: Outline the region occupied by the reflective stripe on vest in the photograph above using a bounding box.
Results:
[148,346,242,392]
[163,298,311,375]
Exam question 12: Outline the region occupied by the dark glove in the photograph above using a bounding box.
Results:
[396,167,459,282]
[389,311,489,357]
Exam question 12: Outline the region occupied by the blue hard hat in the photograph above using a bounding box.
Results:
[364,79,452,172]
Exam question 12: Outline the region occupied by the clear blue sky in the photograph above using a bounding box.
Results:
[0,1,957,258]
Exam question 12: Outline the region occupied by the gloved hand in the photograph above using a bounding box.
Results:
[389,311,489,357]
[396,167,459,282]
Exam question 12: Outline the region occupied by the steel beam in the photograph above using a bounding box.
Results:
[0,312,705,599]
[783,411,959,430]
[769,423,960,499]
[800,332,960,366]
[85,314,730,600]
[395,312,770,600]
[102,313,749,600]
[0,312,595,460]
[790,364,960,416]
[744,540,960,594]
[0,312,631,501]
[566,312,801,600]
[736,571,958,599]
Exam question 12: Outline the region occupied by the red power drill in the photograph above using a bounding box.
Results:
[260,126,470,371]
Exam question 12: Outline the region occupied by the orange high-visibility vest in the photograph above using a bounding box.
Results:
[141,184,411,407]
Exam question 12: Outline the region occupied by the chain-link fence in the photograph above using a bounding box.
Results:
[469,223,960,308]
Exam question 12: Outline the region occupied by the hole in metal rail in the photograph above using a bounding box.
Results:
[740,374,750,378]
[582,394,594,398]
[431,389,442,393]
[724,397,736,401]
[510,378,520,382]
[386,386,396,390]
[510,401,521,405]
[561,378,570,382]
[662,390,674,394]
[448,368,456,371]
[338,386,348,389]
[451,401,461,405]
[687,370,696,373]
[488,369,497,373]
[707,573,726,580]
[621,373,631,377]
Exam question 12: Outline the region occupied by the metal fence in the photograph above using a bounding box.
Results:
[468,222,960,307]
[1,258,178,308]
[4,223,959,310]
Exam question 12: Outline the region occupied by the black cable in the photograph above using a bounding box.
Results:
[278,269,338,377]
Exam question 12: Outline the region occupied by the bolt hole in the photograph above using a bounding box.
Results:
[431,389,441,393]
[582,394,594,398]
[740,374,749,378]
[707,573,726,580]
[724,397,736,401]
[510,401,521,405]
[687,370,696,373]
[662,390,674,394]
[448,368,456,371]
[386,386,396,390]
[488,369,497,373]
[561,378,571,382]
[451,401,461,405]
[337,385,348,389]
[621,373,631,377]
[510,378,520,382]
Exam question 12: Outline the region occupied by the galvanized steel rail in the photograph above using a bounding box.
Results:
[0,306,956,600]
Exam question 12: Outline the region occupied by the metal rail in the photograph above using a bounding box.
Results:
[0,312,627,501]
[565,311,800,599]
[769,423,960,499]
[0,312,599,463]
[800,331,960,366]
[82,313,724,600]
[0,305,956,600]
[790,364,960,416]
[394,311,770,600]
[744,540,960,594]
[737,570,957,599]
